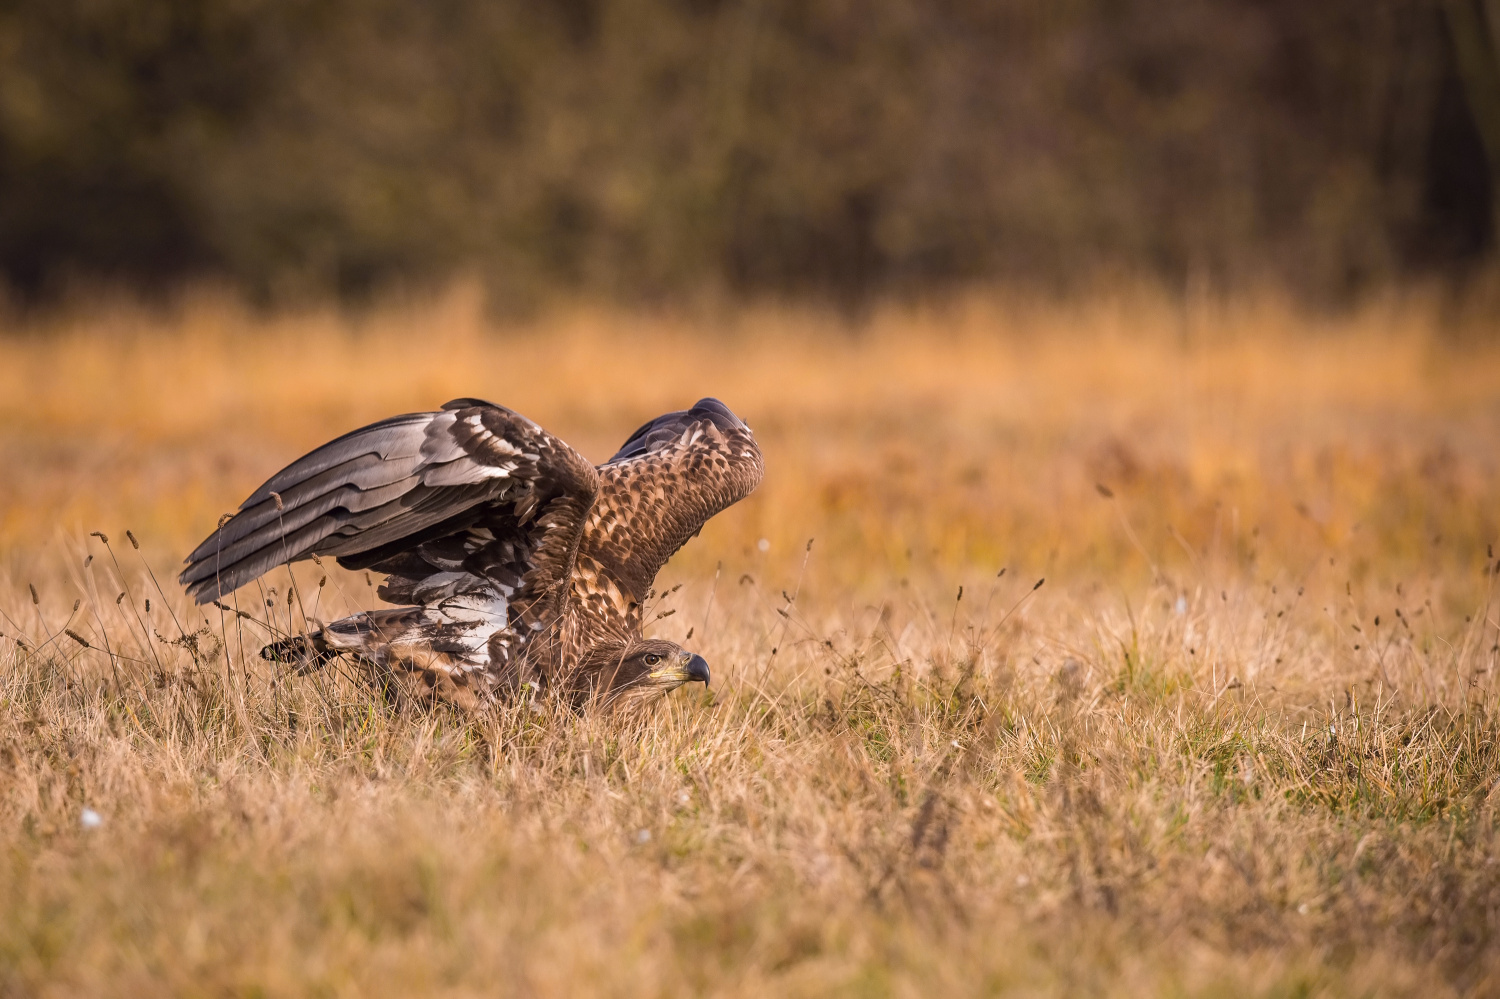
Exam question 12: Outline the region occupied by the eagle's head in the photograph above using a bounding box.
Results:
[578,637,711,705]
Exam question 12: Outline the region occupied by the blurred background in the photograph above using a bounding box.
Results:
[2,0,1499,309]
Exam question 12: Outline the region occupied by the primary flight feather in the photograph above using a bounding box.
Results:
[180,397,763,709]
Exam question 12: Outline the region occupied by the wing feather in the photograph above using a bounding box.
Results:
[585,397,763,605]
[180,401,598,605]
[244,413,432,505]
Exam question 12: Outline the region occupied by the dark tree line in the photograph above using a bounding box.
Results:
[0,0,1496,304]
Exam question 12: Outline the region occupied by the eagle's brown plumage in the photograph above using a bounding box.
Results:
[179,398,762,708]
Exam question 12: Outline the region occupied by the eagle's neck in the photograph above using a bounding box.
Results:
[518,554,637,685]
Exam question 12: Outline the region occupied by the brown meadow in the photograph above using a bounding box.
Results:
[2,289,1500,996]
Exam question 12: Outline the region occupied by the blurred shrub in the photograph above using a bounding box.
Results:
[0,0,1493,305]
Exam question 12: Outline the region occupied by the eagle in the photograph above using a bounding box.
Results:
[179,397,763,710]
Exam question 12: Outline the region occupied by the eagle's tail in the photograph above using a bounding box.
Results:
[261,632,339,674]
[260,608,499,711]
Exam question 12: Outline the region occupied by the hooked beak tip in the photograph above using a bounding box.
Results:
[685,653,710,686]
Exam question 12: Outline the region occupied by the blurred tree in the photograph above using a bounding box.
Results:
[1444,0,1500,244]
[0,0,1494,305]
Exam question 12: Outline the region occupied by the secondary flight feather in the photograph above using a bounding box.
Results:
[180,397,763,709]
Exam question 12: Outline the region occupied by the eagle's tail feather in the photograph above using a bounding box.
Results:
[261,632,339,674]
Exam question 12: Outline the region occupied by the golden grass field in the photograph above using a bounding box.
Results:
[2,288,1500,996]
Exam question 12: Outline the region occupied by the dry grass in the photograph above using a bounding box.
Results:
[3,288,1500,996]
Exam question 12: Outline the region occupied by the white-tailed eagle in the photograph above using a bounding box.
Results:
[179,398,763,709]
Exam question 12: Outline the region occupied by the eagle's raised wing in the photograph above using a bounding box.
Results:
[582,398,763,604]
[179,399,599,614]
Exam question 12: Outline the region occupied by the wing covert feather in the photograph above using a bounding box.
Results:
[585,397,763,604]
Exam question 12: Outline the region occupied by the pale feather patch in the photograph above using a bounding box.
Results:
[466,414,525,457]
[438,590,511,625]
[422,457,516,486]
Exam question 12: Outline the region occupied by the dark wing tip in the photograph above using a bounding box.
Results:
[609,411,683,463]
[688,397,748,431]
[181,573,222,605]
[441,397,501,411]
[608,398,751,464]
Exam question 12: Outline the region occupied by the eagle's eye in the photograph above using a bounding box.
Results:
[644,653,663,667]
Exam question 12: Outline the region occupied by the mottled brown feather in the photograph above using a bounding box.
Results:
[188,396,759,709]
